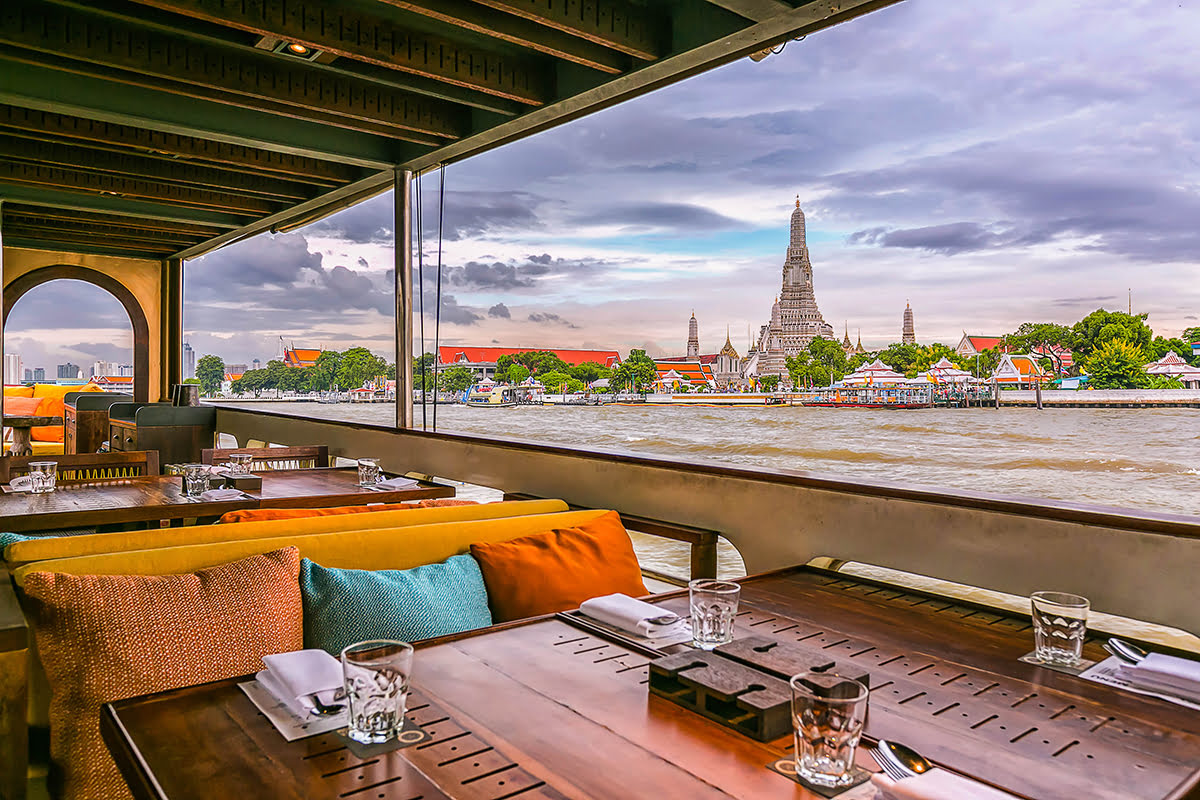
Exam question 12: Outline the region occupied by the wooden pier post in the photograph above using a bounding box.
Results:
[1035,380,1043,410]
[994,379,1000,409]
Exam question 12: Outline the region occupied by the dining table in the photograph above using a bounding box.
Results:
[0,467,455,532]
[101,565,1200,800]
[3,415,63,457]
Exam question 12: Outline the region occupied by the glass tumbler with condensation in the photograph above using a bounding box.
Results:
[29,461,57,494]
[1031,591,1089,666]
[227,453,254,474]
[357,457,381,487]
[688,579,740,650]
[341,640,414,744]
[182,463,207,498]
[791,671,869,788]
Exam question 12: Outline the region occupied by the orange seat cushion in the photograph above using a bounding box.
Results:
[32,383,103,442]
[215,497,477,524]
[22,548,303,800]
[470,510,647,622]
[3,385,34,397]
[3,395,43,415]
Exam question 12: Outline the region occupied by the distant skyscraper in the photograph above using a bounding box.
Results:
[252,358,262,371]
[902,302,916,344]
[57,363,80,380]
[183,342,196,380]
[5,353,23,385]
[33,367,45,382]
[23,368,32,382]
[686,312,699,358]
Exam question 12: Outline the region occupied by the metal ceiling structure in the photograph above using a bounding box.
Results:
[0,0,900,261]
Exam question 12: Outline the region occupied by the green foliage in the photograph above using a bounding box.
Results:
[1183,326,1200,344]
[499,351,571,376]
[229,377,245,395]
[308,351,342,391]
[786,352,830,388]
[1085,340,1149,389]
[973,347,1003,376]
[1071,309,1152,358]
[539,370,571,392]
[439,366,474,393]
[1145,336,1190,362]
[758,374,781,392]
[875,343,924,377]
[182,378,200,385]
[612,349,658,393]
[195,354,225,396]
[1145,375,1184,389]
[412,353,436,391]
[504,364,531,384]
[569,361,610,383]
[1004,322,1074,373]
[564,378,585,393]
[336,347,387,390]
[808,337,849,380]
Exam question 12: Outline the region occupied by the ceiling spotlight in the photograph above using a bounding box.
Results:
[272,40,323,61]
[748,35,806,63]
[286,43,309,55]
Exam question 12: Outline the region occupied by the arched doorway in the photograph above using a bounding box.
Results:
[3,265,150,401]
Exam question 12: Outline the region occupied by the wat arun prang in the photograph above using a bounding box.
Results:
[748,198,835,384]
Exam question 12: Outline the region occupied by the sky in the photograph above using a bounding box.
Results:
[7,0,1200,371]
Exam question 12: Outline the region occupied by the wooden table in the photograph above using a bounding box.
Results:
[3,416,62,456]
[0,467,454,532]
[101,567,1200,800]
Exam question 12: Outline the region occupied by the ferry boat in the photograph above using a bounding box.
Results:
[795,385,934,409]
[464,384,516,408]
[2,2,1199,798]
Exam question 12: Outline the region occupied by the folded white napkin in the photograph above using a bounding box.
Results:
[872,769,1019,799]
[579,593,681,639]
[199,488,245,502]
[7,475,32,492]
[257,649,344,718]
[1117,653,1200,701]
[372,476,419,490]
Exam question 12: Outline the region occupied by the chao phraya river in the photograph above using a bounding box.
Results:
[229,401,1199,516]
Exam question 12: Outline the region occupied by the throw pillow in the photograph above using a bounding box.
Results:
[217,498,476,524]
[3,385,34,397]
[22,547,303,800]
[470,510,648,622]
[3,395,43,415]
[301,554,492,655]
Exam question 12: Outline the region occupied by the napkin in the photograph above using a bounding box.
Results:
[871,769,1019,799]
[1117,653,1200,702]
[579,593,682,638]
[372,476,419,491]
[7,475,32,493]
[199,488,245,502]
[257,649,344,718]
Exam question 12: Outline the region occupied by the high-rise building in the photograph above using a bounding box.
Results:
[24,368,32,382]
[686,312,699,359]
[902,302,916,344]
[118,364,134,377]
[33,367,45,382]
[5,353,23,385]
[57,362,80,379]
[183,342,196,380]
[252,358,262,370]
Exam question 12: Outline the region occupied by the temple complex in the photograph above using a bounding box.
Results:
[661,316,744,390]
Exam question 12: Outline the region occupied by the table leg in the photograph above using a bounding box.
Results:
[8,428,32,457]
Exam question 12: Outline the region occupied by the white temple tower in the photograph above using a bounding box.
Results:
[687,311,699,358]
[902,302,916,344]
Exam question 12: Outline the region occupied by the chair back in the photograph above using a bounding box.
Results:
[0,451,160,484]
[201,445,329,471]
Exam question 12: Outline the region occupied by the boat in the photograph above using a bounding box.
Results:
[796,385,934,409]
[464,384,516,408]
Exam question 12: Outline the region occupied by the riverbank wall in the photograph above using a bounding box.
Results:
[1000,389,1200,408]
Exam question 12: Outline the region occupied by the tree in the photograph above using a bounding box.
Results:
[412,353,436,391]
[504,364,531,384]
[1005,322,1074,374]
[309,350,342,391]
[612,349,657,393]
[808,337,849,382]
[1071,309,1152,359]
[974,347,1004,377]
[876,343,924,377]
[438,366,474,393]
[759,374,781,392]
[1085,340,1149,389]
[263,359,289,392]
[337,347,387,390]
[569,361,610,383]
[1183,326,1200,344]
[539,370,571,392]
[230,377,245,395]
[1145,336,1190,362]
[564,378,585,393]
[196,354,225,396]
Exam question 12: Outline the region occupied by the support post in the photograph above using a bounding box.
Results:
[160,257,183,401]
[394,169,414,429]
[0,198,5,428]
[1035,379,1043,410]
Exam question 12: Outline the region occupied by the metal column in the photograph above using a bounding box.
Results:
[394,169,414,429]
[161,257,183,400]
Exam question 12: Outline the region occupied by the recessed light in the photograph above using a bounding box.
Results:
[272,40,322,61]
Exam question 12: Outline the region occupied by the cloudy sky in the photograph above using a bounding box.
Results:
[8,0,1199,371]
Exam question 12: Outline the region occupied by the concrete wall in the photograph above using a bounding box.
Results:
[215,406,1200,636]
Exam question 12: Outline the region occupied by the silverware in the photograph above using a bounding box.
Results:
[873,740,933,781]
[1105,637,1149,665]
[308,693,345,716]
[646,614,680,626]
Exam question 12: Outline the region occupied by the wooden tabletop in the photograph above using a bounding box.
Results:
[0,468,454,532]
[1,416,63,428]
[101,567,1200,800]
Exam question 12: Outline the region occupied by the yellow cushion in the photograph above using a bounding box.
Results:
[4,499,569,566]
[32,383,102,442]
[28,440,65,456]
[14,509,610,586]
[3,386,34,397]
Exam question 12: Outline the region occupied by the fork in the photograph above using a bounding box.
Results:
[872,744,913,782]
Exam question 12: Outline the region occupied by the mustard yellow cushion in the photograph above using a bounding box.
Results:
[28,440,65,456]
[4,499,570,566]
[215,497,476,524]
[32,383,102,442]
[14,509,610,586]
[3,385,34,397]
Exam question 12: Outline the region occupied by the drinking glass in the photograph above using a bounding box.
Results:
[1031,591,1089,666]
[226,453,254,474]
[357,457,381,487]
[29,462,57,494]
[790,671,869,788]
[688,579,740,650]
[182,463,207,498]
[341,640,414,744]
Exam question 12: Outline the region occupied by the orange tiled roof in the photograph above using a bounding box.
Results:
[658,354,720,364]
[438,346,621,369]
[964,336,1005,352]
[654,360,715,386]
[93,376,133,384]
[283,348,321,368]
[225,372,244,381]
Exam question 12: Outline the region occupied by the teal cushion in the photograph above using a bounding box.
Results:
[0,532,30,558]
[300,555,493,655]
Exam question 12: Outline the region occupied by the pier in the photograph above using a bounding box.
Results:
[999,389,1200,408]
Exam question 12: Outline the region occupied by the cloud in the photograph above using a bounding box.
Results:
[581,202,748,234]
[528,312,579,328]
[488,303,511,318]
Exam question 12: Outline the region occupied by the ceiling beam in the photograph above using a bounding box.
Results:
[1,236,177,259]
[470,0,662,60]
[700,0,795,23]
[1,228,179,255]
[3,205,227,237]
[0,57,411,168]
[112,0,551,107]
[0,0,467,140]
[0,138,318,202]
[0,182,256,228]
[3,219,203,247]
[0,106,361,186]
[377,0,628,74]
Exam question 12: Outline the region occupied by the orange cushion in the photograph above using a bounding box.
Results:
[3,385,34,397]
[22,548,303,800]
[470,510,647,622]
[32,383,103,442]
[215,498,477,524]
[3,395,42,415]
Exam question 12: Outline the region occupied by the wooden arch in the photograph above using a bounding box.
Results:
[3,265,150,402]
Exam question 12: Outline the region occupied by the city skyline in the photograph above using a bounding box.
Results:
[4,0,1198,367]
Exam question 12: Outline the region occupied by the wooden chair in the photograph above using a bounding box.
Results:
[201,445,329,472]
[0,450,160,484]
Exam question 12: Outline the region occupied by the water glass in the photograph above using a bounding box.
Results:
[182,463,207,498]
[688,579,740,650]
[226,453,254,474]
[357,457,381,487]
[1031,591,1089,666]
[790,671,869,788]
[29,462,57,494]
[342,640,414,744]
